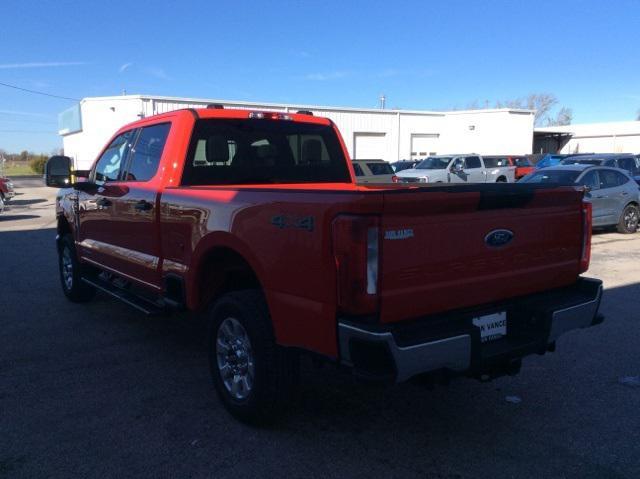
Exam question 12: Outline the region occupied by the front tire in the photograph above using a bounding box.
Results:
[208,290,298,425]
[58,235,96,302]
[617,204,639,234]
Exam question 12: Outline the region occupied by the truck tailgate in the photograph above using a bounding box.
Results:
[379,185,584,323]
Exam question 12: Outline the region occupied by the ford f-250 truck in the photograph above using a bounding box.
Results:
[45,107,603,424]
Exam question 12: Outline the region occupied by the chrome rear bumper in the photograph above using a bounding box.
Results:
[338,278,603,382]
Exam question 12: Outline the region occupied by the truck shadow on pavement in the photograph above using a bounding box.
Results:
[0,214,41,222]
[2,227,639,478]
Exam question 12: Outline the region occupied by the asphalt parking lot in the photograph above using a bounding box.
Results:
[1,179,639,479]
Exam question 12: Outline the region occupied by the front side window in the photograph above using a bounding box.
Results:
[352,163,364,176]
[124,123,171,182]
[579,171,599,190]
[181,119,351,185]
[93,129,136,184]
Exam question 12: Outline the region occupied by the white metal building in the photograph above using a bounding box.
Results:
[59,95,535,169]
[535,121,640,154]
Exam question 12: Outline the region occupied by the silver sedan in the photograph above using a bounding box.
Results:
[520,164,640,233]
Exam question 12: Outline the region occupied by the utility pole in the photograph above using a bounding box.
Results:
[379,94,386,109]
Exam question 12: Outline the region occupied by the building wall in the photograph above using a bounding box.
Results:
[63,97,145,169]
[61,95,535,169]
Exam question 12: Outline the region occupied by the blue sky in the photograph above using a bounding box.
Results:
[1,0,639,153]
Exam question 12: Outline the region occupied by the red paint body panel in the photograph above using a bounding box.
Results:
[57,107,589,359]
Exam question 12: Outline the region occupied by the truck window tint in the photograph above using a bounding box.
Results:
[352,163,364,176]
[483,157,508,167]
[124,123,171,182]
[366,162,394,175]
[579,171,599,190]
[618,157,636,174]
[94,129,136,184]
[181,119,351,185]
[520,170,580,184]
[465,156,482,169]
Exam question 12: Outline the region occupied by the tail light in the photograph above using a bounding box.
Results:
[248,111,292,120]
[332,215,380,314]
[580,201,592,273]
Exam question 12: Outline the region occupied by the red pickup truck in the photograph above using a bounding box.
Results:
[45,107,603,423]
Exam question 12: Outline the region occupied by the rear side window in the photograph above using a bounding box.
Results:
[483,157,508,167]
[465,156,482,168]
[181,119,351,185]
[93,129,136,184]
[618,157,638,175]
[599,169,628,189]
[124,123,171,182]
[366,162,394,175]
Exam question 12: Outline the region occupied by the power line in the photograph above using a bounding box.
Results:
[0,81,79,101]
[0,129,58,134]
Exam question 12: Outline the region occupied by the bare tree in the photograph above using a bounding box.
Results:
[524,93,558,126]
[548,107,572,126]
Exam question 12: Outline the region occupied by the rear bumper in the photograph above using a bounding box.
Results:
[338,277,603,382]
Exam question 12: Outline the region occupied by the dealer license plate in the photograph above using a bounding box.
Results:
[472,312,507,343]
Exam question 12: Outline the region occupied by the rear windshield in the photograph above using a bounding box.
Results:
[366,162,394,175]
[520,170,581,184]
[181,119,351,185]
[483,157,509,167]
[416,157,451,169]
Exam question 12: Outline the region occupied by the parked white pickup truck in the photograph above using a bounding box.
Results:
[396,154,516,184]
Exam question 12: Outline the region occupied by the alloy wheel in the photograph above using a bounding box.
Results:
[216,317,255,400]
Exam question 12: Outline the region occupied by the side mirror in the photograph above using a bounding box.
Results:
[45,155,72,187]
[451,163,464,174]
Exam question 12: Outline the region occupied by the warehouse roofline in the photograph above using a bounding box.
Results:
[78,94,534,117]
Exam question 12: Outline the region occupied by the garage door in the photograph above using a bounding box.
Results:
[410,134,439,159]
[354,133,386,161]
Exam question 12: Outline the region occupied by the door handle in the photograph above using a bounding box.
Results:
[96,197,112,208]
[134,200,153,211]
[621,191,629,196]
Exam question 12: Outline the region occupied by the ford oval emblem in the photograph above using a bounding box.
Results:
[485,229,514,248]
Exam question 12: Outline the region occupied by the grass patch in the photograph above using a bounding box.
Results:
[1,163,37,176]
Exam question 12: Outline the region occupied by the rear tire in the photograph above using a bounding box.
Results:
[208,290,298,425]
[617,204,639,234]
[58,235,96,302]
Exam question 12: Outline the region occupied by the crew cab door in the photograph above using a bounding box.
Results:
[465,156,486,182]
[78,124,170,290]
[77,129,137,271]
[104,123,171,288]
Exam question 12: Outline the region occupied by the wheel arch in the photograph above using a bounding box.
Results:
[187,232,268,313]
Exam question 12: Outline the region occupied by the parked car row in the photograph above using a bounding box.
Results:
[394,154,516,184]
[521,164,640,233]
